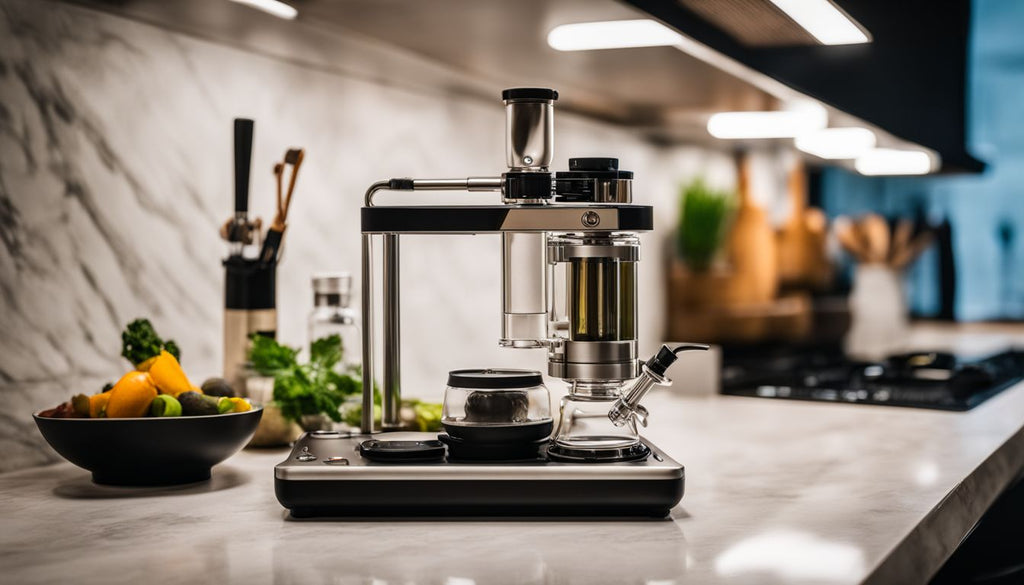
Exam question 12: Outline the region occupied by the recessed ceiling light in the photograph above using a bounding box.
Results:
[547,19,683,51]
[796,127,876,159]
[855,149,934,175]
[769,0,870,45]
[228,0,297,20]
[707,102,827,139]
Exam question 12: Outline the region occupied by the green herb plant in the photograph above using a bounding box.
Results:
[121,318,181,366]
[249,334,357,424]
[676,179,738,272]
[249,334,443,431]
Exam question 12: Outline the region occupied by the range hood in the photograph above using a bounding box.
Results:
[627,0,985,173]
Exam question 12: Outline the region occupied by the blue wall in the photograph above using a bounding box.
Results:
[821,0,1024,321]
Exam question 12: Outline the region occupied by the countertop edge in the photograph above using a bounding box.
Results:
[864,423,1024,584]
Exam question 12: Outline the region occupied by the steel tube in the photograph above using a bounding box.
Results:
[382,234,401,429]
[360,233,375,433]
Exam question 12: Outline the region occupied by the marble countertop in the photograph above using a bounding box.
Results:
[3,325,1024,585]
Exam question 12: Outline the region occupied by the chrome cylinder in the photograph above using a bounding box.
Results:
[504,97,554,171]
[500,231,548,347]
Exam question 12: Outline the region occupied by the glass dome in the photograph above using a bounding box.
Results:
[442,369,552,443]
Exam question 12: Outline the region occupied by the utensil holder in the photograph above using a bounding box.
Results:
[845,264,908,361]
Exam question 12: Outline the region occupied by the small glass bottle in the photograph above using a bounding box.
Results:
[308,272,360,370]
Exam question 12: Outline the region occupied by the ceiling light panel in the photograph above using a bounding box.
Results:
[547,19,683,51]
[768,0,870,45]
[707,103,827,139]
[796,127,876,159]
[855,149,934,175]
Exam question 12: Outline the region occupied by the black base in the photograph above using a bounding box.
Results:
[437,433,548,461]
[92,467,211,486]
[277,477,682,518]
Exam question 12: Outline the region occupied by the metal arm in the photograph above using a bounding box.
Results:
[364,177,503,207]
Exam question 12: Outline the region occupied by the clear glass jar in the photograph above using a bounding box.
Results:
[548,383,649,462]
[308,272,360,369]
[442,369,552,443]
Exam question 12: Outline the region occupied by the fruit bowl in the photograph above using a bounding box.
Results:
[34,407,264,486]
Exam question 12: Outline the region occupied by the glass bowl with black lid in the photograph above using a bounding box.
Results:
[441,369,552,444]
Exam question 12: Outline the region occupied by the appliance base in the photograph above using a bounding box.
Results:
[274,432,684,518]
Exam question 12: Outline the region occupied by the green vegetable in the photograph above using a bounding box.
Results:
[150,394,182,417]
[217,397,235,414]
[676,179,737,272]
[248,334,299,376]
[120,318,181,366]
[248,334,362,424]
[411,400,443,432]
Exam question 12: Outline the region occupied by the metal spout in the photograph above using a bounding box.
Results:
[608,344,709,428]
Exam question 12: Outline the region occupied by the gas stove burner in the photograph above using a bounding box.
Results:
[721,348,1024,411]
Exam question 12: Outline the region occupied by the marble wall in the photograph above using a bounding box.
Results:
[0,0,746,471]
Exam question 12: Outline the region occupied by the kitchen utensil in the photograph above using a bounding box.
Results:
[859,213,890,264]
[34,407,263,485]
[259,148,305,265]
[890,219,914,265]
[890,230,934,269]
[774,157,815,286]
[845,264,908,360]
[223,119,277,395]
[835,216,869,262]
[276,88,703,517]
[727,154,778,303]
[224,119,258,256]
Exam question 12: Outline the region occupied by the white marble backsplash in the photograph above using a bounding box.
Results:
[0,0,746,471]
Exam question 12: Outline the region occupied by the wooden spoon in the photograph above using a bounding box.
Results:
[835,216,869,262]
[890,219,914,266]
[859,214,890,264]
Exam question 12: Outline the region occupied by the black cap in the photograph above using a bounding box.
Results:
[447,369,544,389]
[502,88,558,101]
[644,344,710,377]
[570,158,619,172]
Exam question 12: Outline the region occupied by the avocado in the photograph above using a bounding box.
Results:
[201,377,236,397]
[178,391,221,416]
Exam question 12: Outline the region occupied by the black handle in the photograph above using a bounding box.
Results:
[259,227,283,266]
[233,118,254,214]
[645,343,710,377]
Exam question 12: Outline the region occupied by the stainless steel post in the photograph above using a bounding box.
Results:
[382,233,401,429]
[360,233,375,434]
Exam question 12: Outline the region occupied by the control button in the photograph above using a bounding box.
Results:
[651,451,664,462]
[295,446,317,462]
[324,457,349,465]
[581,211,601,227]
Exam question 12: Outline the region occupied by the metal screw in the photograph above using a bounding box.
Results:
[523,156,534,165]
[582,211,601,227]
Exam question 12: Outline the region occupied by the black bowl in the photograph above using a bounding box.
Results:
[34,407,263,486]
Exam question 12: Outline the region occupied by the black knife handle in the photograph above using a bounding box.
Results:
[233,118,254,214]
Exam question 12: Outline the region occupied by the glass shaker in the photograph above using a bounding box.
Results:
[308,272,360,369]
